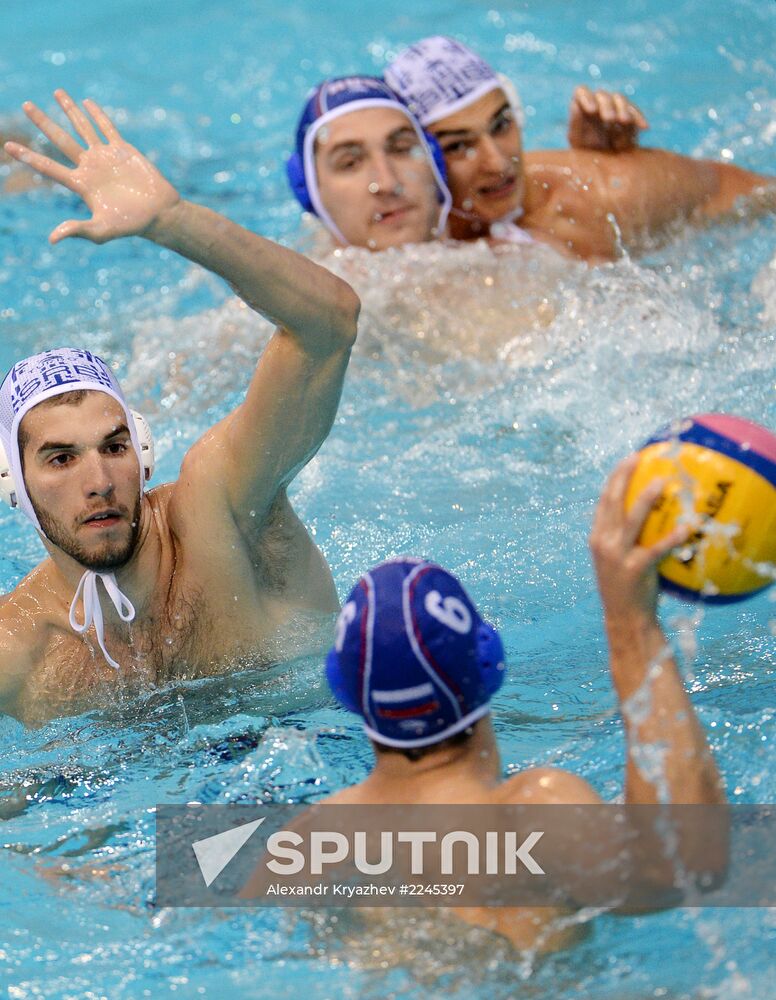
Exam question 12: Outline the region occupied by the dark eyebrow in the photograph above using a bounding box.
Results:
[36,440,77,456]
[433,127,475,140]
[387,125,417,141]
[325,140,364,158]
[491,101,511,120]
[325,125,417,157]
[434,102,513,139]
[36,424,130,456]
[104,423,130,441]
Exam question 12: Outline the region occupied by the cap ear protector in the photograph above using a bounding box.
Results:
[476,620,506,698]
[285,152,314,214]
[325,597,363,714]
[0,409,155,510]
[131,409,155,483]
[425,131,449,201]
[325,644,362,715]
[285,128,449,216]
[496,72,525,130]
[0,443,16,509]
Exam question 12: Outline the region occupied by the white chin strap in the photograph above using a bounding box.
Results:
[68,571,136,670]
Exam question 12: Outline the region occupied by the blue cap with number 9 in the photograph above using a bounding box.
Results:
[326,558,505,748]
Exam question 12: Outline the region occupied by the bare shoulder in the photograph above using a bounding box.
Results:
[523,148,615,202]
[522,149,639,259]
[0,567,52,645]
[522,147,767,257]
[165,425,314,562]
[498,766,603,806]
[146,475,226,557]
[0,604,34,672]
[141,481,179,531]
[0,573,48,712]
[524,147,680,201]
[165,416,243,531]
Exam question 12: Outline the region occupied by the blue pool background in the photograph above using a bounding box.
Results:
[1,1,775,997]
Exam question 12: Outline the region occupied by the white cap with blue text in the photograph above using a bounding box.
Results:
[0,348,145,669]
[386,35,523,128]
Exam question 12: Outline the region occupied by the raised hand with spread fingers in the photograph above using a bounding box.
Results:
[4,89,179,244]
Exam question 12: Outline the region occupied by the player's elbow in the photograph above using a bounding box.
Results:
[613,806,729,915]
[703,162,776,218]
[326,278,360,351]
[308,275,361,356]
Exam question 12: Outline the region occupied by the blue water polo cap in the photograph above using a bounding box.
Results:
[293,76,402,162]
[326,558,505,748]
[286,75,451,245]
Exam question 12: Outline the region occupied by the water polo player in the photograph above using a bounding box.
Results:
[0,90,359,725]
[286,75,451,250]
[387,36,774,260]
[242,455,729,948]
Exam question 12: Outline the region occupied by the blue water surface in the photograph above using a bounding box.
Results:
[1,1,774,997]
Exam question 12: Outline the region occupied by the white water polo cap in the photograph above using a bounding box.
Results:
[286,74,452,244]
[0,348,155,669]
[386,35,524,128]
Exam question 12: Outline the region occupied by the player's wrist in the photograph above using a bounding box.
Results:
[141,194,186,244]
[603,604,660,644]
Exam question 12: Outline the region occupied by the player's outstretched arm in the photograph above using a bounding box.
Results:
[4,91,181,244]
[590,454,725,807]
[588,457,728,907]
[523,141,773,262]
[7,91,360,529]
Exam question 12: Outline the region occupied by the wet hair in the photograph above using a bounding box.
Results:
[371,726,475,762]
[18,389,89,471]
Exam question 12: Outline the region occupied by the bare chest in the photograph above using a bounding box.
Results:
[15,583,270,724]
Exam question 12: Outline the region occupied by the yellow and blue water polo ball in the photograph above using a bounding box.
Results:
[627,414,776,603]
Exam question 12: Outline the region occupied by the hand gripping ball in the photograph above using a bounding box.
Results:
[627,414,776,603]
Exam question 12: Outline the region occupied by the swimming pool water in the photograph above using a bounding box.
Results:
[1,1,774,997]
